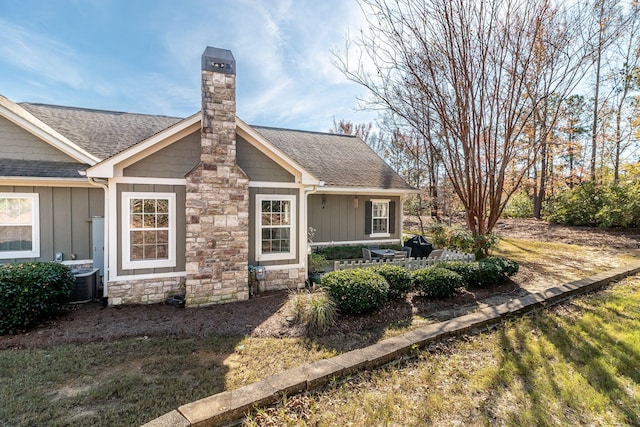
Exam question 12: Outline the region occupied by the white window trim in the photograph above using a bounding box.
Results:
[255,194,297,262]
[369,198,391,238]
[122,192,176,270]
[0,193,40,259]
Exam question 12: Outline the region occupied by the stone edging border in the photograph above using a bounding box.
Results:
[144,261,640,427]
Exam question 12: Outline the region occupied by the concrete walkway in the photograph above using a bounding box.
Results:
[144,261,640,427]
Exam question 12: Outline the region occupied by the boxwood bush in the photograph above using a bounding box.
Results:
[412,266,465,299]
[437,261,480,288]
[467,257,519,287]
[0,262,75,334]
[321,269,389,315]
[371,264,412,299]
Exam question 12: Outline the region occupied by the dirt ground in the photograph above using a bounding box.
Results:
[1,218,639,350]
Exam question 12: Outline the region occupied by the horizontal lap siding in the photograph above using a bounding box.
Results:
[123,131,201,178]
[0,116,77,162]
[0,185,104,263]
[237,136,294,182]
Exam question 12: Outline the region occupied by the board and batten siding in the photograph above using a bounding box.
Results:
[308,194,401,243]
[237,135,294,182]
[123,131,201,178]
[0,186,104,263]
[248,187,299,266]
[0,116,78,162]
[115,183,186,276]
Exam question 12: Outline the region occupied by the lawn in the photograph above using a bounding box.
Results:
[0,235,638,426]
[246,274,640,426]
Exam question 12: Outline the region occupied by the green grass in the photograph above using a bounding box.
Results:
[245,275,640,426]
[0,336,335,426]
[1,237,638,426]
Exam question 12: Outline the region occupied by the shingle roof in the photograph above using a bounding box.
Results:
[19,103,183,159]
[14,103,413,191]
[252,126,414,190]
[0,159,87,178]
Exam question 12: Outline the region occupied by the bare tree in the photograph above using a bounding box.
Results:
[335,0,593,255]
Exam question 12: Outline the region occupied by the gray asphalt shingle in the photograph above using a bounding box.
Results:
[12,103,412,190]
[19,103,183,159]
[0,159,87,178]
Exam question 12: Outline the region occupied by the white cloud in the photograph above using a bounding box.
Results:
[0,18,87,89]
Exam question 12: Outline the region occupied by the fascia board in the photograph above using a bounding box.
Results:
[236,117,320,185]
[0,176,94,188]
[0,96,99,165]
[316,187,420,195]
[86,112,201,178]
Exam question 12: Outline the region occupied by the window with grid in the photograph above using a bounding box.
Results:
[371,200,389,234]
[122,192,175,269]
[256,195,296,261]
[0,193,39,259]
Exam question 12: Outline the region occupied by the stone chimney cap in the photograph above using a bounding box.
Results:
[202,46,235,75]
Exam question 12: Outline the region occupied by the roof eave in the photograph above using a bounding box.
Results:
[0,176,94,187]
[236,118,321,185]
[86,112,201,178]
[0,95,100,165]
[316,186,420,195]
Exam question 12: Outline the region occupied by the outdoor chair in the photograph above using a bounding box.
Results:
[427,249,443,259]
[362,248,372,261]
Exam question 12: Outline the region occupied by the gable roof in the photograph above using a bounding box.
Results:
[252,126,414,190]
[19,103,183,160]
[0,96,98,164]
[10,101,414,191]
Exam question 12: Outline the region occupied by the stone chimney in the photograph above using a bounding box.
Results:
[184,47,250,306]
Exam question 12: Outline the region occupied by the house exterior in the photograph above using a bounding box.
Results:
[0,46,416,307]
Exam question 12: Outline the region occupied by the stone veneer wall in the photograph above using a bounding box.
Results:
[184,48,250,307]
[108,276,185,305]
[255,267,306,292]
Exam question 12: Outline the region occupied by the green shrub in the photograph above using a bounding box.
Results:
[483,257,519,278]
[315,244,402,260]
[428,223,498,259]
[371,264,412,299]
[503,192,534,218]
[0,262,75,334]
[438,261,479,288]
[472,260,505,287]
[412,267,464,299]
[321,269,389,315]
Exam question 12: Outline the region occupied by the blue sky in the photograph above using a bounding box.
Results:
[0,0,375,132]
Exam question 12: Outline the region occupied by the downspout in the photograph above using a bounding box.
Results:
[87,177,109,306]
[303,182,322,281]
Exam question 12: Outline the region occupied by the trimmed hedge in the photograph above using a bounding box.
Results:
[0,262,75,334]
[321,269,389,315]
[470,257,519,287]
[437,261,479,288]
[413,266,465,299]
[371,264,413,299]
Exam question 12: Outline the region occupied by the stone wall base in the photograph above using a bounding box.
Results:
[107,276,186,305]
[106,267,305,306]
[251,267,306,294]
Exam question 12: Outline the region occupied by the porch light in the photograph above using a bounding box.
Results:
[354,196,359,209]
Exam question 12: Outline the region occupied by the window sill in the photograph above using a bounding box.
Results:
[369,233,391,238]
